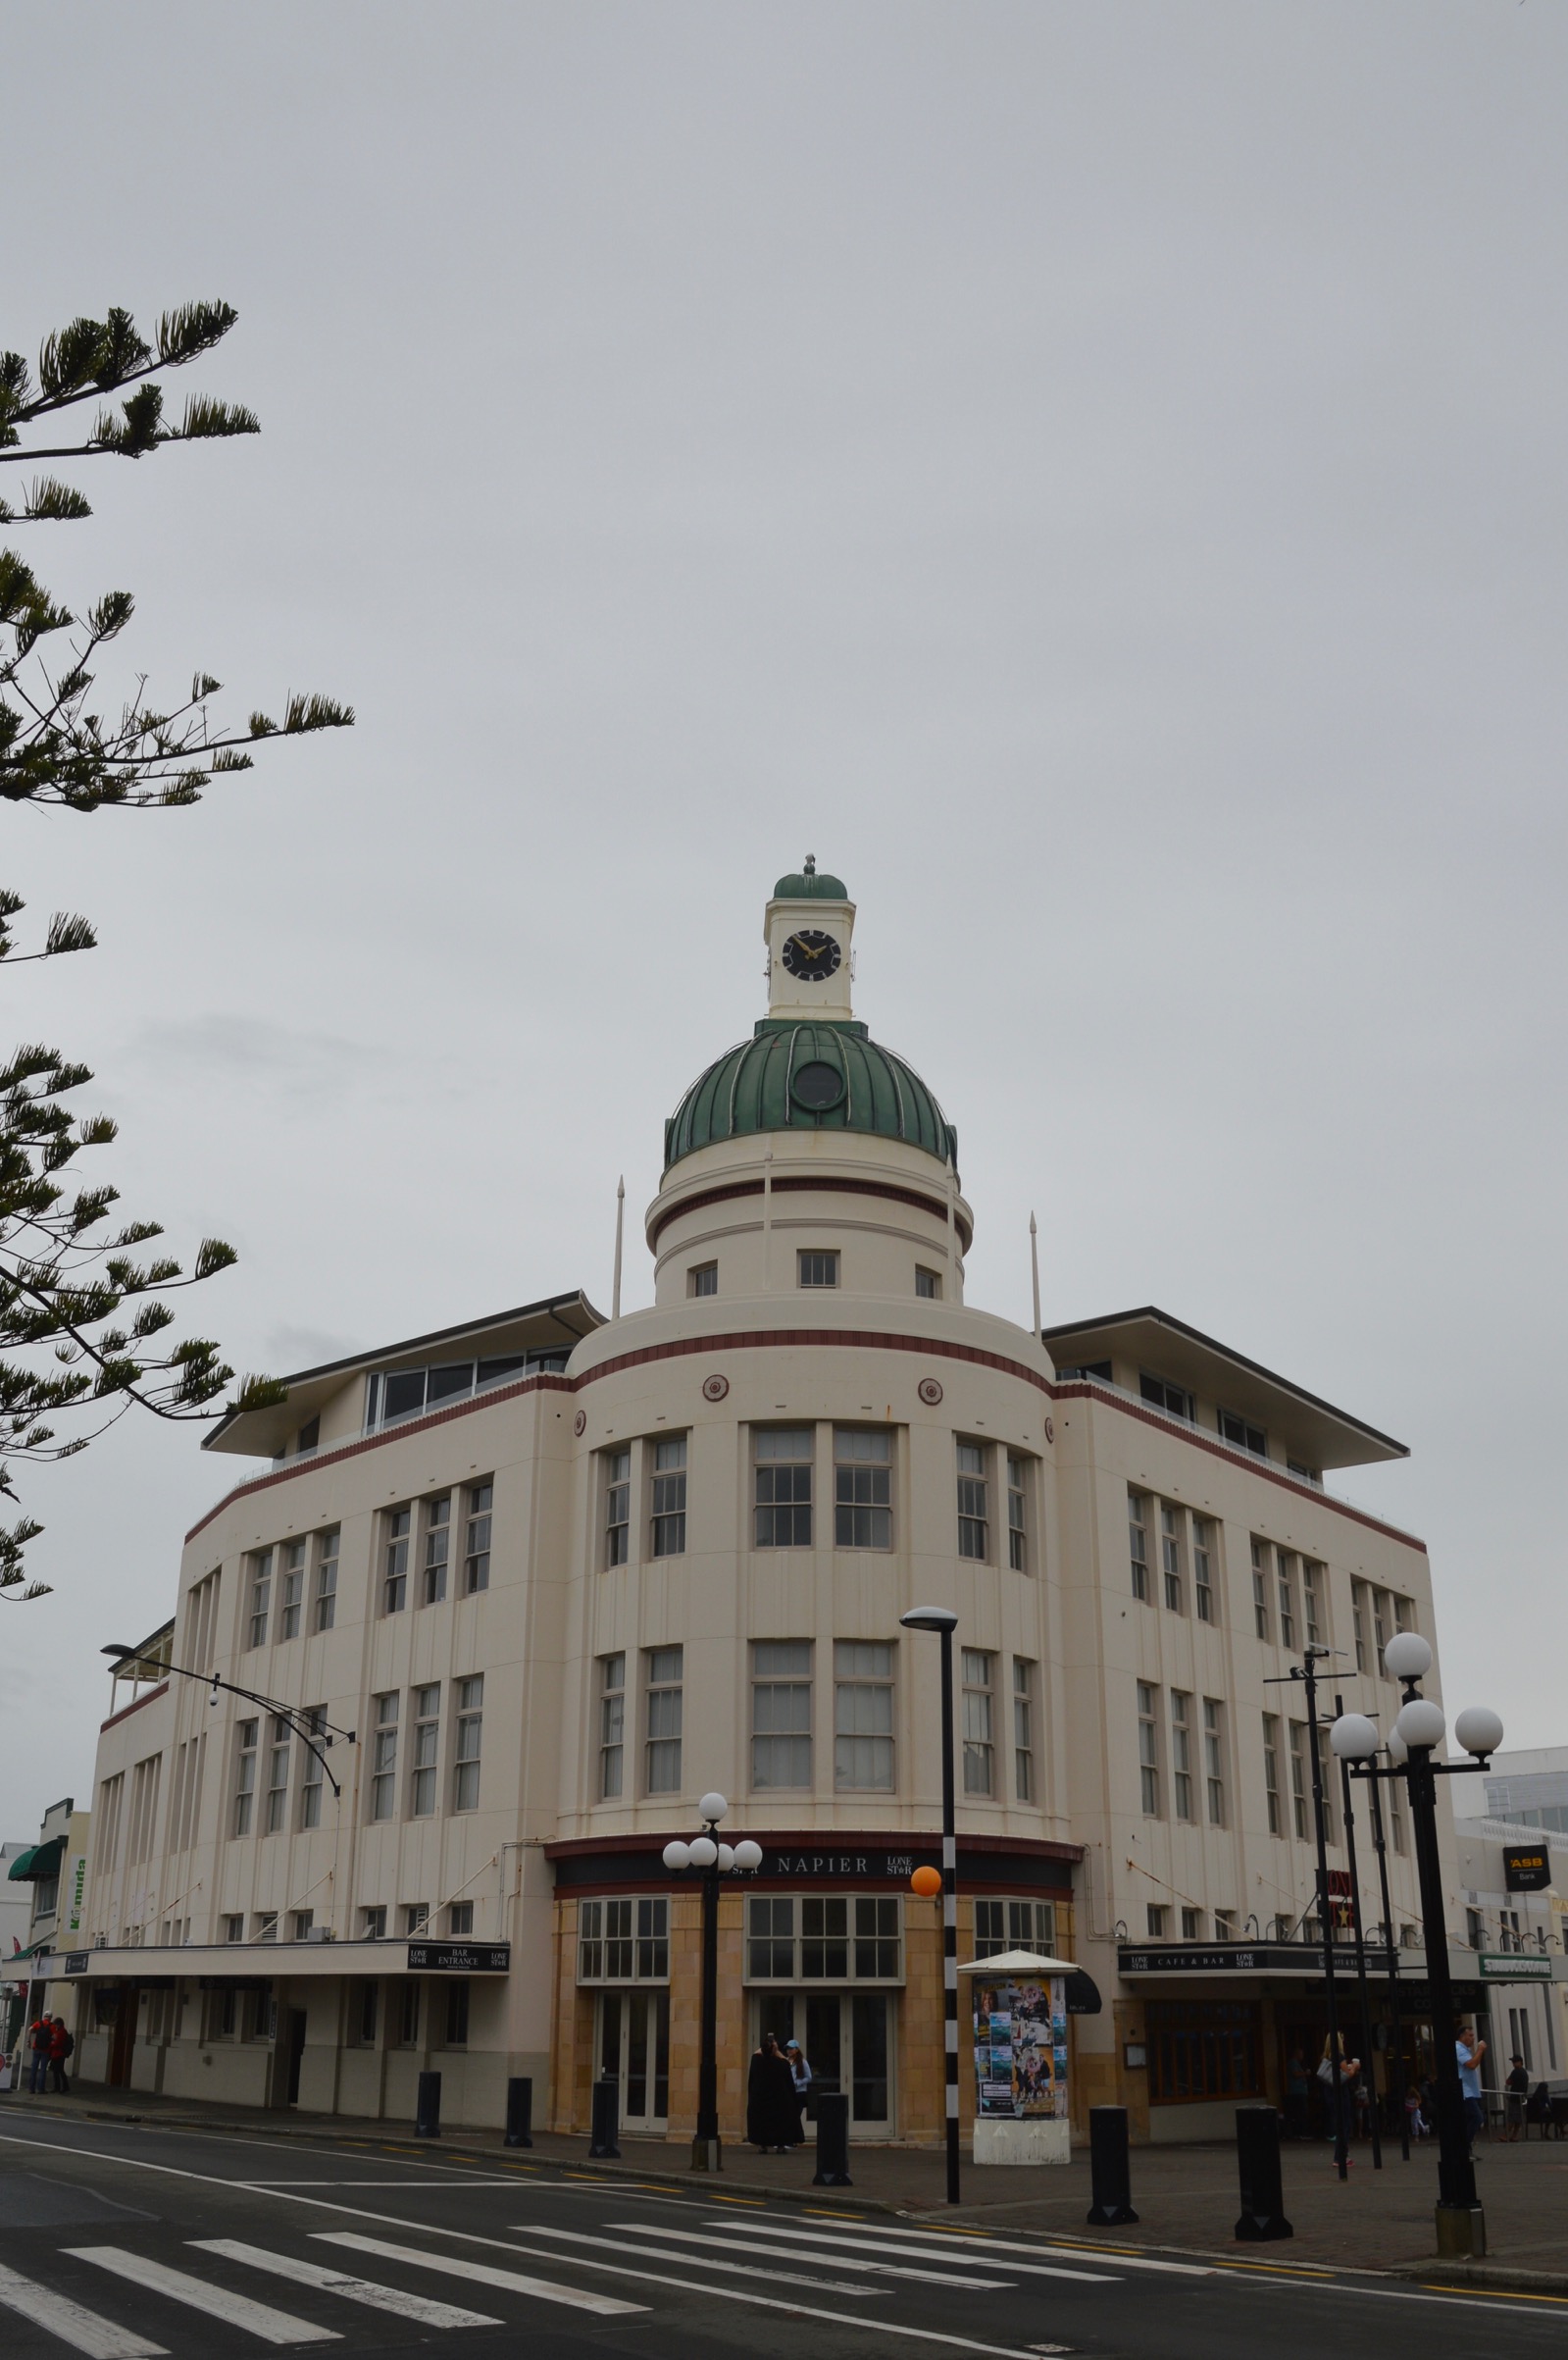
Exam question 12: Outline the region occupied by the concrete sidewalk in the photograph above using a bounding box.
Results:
[4,2085,1564,2293]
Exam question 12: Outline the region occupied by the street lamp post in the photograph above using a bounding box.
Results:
[1334,1690,1382,2170]
[1362,1743,1411,2161]
[900,1605,960,2207]
[663,1796,761,2173]
[1331,1632,1502,2259]
[101,1644,355,1797]
[1269,1644,1350,2177]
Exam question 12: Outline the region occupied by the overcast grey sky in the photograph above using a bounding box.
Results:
[3,3,1564,1836]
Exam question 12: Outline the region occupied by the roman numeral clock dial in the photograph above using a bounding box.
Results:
[781,928,841,981]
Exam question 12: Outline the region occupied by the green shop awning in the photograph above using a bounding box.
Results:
[8,1836,65,1881]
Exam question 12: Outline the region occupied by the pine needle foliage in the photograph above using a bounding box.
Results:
[0,299,345,1593]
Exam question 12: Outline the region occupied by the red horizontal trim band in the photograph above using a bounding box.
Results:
[184,1372,572,1542]
[188,1334,1426,1558]
[99,1679,170,1733]
[648,1172,973,1253]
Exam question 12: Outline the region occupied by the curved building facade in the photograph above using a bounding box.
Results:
[60,865,1484,2148]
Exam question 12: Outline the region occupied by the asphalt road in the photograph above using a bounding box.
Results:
[0,2115,1562,2360]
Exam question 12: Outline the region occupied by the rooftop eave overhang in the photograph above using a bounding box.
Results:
[1041,1305,1408,1470]
[202,1288,604,1461]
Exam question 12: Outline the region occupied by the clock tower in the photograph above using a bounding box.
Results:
[764,855,856,1024]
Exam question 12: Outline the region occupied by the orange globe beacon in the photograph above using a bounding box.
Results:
[910,1866,942,1898]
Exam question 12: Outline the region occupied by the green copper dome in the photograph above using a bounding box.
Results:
[664,1020,958,1173]
[773,863,847,899]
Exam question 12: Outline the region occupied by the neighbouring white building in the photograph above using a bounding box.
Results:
[45,864,1565,2141]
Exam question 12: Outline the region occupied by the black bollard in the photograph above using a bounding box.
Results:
[1086,2105,1139,2225]
[504,2076,533,2148]
[589,2072,621,2159]
[1235,2104,1293,2241]
[812,2091,853,2187]
[414,2070,441,2140]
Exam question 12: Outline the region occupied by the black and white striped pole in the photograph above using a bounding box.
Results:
[902,1605,961,2206]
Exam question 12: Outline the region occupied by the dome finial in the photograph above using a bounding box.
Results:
[803,852,816,876]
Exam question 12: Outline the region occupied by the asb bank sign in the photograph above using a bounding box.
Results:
[1503,1845,1552,1894]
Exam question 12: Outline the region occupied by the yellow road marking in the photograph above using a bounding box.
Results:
[1419,2283,1568,2306]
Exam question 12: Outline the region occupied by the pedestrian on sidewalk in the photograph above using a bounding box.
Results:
[26,2016,51,2094]
[1405,2084,1430,2140]
[1454,2022,1487,2159]
[785,2040,812,2142]
[46,2017,72,2095]
[746,2034,798,2153]
[1503,2055,1529,2141]
[1317,2034,1359,2150]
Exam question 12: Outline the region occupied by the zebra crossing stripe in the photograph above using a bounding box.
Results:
[593,2220,1015,2288]
[62,2248,341,2344]
[831,2223,1213,2277]
[0,2261,168,2360]
[311,2232,647,2317]
[499,2223,878,2294]
[189,2241,502,2327]
[702,2219,1115,2284]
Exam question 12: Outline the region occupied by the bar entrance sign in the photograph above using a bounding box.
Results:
[957,1948,1076,2166]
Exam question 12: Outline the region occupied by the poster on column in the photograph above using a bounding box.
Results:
[972,1977,1067,2117]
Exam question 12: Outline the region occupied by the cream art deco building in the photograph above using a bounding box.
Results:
[58,865,1546,2144]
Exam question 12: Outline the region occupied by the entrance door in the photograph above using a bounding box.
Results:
[755,1992,892,2134]
[285,2009,308,2106]
[598,1990,670,2131]
[106,1990,137,2088]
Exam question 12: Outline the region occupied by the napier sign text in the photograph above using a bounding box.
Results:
[766,1852,917,1880]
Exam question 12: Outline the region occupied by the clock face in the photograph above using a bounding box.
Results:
[781,928,841,982]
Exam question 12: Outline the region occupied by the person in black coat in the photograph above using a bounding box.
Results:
[746,2034,799,2151]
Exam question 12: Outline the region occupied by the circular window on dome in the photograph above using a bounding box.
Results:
[791,1059,845,1113]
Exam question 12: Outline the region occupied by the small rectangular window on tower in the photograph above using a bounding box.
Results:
[598,1653,626,1799]
[915,1266,941,1300]
[1129,1491,1150,1603]
[644,1647,683,1794]
[688,1262,718,1298]
[464,1481,492,1593]
[422,1495,451,1606]
[604,1450,631,1567]
[1006,1456,1028,1572]
[961,1649,994,1796]
[797,1249,839,1289]
[650,1436,687,1558]
[755,1428,813,1548]
[834,1428,891,1549]
[1013,1658,1036,1801]
[834,1641,894,1791]
[382,1510,410,1616]
[956,1443,988,1561]
[453,1676,482,1810]
[751,1640,813,1790]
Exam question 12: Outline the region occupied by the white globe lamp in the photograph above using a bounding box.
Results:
[662,1839,691,1872]
[733,1839,763,1872]
[1393,1697,1446,1752]
[698,1792,729,1824]
[1330,1713,1380,1761]
[687,1835,718,1869]
[1383,1630,1433,1683]
[1454,1706,1504,1760]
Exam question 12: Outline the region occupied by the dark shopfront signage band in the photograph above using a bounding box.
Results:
[406,1940,510,1974]
[550,1841,1071,1892]
[1120,1942,1399,1976]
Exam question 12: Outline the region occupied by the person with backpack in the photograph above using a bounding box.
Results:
[46,2016,73,2095]
[26,2015,51,2094]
